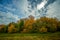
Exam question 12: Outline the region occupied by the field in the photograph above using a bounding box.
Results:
[0,32,60,40]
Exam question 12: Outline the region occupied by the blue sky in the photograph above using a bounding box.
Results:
[0,0,60,24]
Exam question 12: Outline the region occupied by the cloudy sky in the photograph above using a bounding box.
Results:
[0,0,60,24]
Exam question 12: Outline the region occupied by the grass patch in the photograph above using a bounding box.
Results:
[0,32,60,40]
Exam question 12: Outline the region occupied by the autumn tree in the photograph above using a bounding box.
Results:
[34,17,58,33]
[0,25,4,33]
[22,15,35,33]
[8,22,18,33]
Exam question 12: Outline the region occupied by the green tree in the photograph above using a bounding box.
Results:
[17,19,24,32]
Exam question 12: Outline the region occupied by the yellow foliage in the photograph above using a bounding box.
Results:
[39,27,47,32]
[8,23,17,33]
[24,16,35,31]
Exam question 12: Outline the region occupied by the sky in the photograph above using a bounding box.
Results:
[0,0,60,24]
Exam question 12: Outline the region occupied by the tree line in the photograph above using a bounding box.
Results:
[0,15,60,33]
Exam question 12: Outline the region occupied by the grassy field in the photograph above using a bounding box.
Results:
[0,32,60,40]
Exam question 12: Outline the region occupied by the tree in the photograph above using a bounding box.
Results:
[8,22,17,33]
[22,15,35,33]
[57,21,60,31]
[0,24,6,33]
[17,19,24,32]
[35,17,58,32]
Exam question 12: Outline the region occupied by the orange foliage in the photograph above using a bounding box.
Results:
[24,15,35,29]
[8,23,17,33]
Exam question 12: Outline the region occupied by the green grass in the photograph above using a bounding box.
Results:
[0,32,60,40]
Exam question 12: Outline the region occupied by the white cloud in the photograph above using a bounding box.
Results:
[6,12,19,20]
[0,11,20,24]
[46,0,60,19]
[37,0,47,10]
[24,0,48,19]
